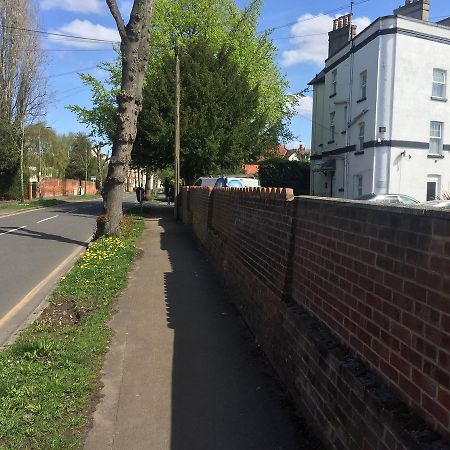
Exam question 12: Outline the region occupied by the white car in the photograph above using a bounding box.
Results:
[193,177,220,187]
[422,200,450,209]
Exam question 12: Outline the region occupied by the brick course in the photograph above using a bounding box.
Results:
[180,188,450,449]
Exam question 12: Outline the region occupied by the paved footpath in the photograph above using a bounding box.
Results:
[84,203,317,450]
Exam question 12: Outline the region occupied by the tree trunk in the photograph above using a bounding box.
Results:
[103,0,153,235]
[145,168,152,200]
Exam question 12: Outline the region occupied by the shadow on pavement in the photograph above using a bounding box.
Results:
[148,204,321,450]
[0,227,89,246]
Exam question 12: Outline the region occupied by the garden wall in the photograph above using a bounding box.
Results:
[180,186,450,450]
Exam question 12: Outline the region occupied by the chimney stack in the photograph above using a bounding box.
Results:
[328,14,357,58]
[394,0,430,21]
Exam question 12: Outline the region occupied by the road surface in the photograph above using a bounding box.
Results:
[0,196,135,347]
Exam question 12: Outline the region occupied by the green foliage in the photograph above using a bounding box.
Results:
[64,133,96,181]
[134,39,282,183]
[0,215,144,449]
[150,0,292,127]
[67,65,119,146]
[69,0,297,176]
[258,157,311,195]
[24,124,71,180]
[0,122,20,199]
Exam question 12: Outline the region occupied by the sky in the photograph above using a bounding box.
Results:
[38,0,450,150]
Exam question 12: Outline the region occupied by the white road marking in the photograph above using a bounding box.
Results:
[0,241,90,331]
[0,225,27,237]
[36,215,59,224]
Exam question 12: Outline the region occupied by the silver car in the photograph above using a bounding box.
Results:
[356,193,420,205]
[422,199,450,209]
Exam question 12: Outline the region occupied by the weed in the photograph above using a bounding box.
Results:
[0,213,145,449]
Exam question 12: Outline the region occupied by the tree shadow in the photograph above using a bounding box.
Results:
[150,204,321,450]
[0,226,89,246]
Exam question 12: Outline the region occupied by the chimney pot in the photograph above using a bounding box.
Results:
[394,0,430,21]
[328,14,355,58]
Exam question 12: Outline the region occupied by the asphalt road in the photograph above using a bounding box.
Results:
[0,196,136,347]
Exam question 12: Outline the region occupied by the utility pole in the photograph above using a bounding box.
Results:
[174,39,181,219]
[20,122,25,203]
[85,144,88,195]
[38,127,42,198]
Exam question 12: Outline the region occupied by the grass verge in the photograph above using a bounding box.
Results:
[64,194,101,201]
[0,212,145,449]
[0,199,66,211]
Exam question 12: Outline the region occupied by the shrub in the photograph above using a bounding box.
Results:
[258,157,310,195]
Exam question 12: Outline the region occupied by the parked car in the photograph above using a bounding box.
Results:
[193,177,220,187]
[356,193,420,205]
[422,199,450,209]
[214,175,260,189]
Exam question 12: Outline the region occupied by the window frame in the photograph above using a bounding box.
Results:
[331,69,337,96]
[432,68,447,100]
[429,121,443,155]
[358,122,365,152]
[360,70,367,100]
[329,111,335,142]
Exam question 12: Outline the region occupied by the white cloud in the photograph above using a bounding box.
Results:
[49,20,120,49]
[294,95,313,117]
[119,0,134,20]
[41,0,104,14]
[281,14,371,67]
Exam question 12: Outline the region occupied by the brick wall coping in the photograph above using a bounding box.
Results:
[183,185,295,200]
[295,196,450,220]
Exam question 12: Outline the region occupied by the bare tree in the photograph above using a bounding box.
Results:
[0,0,47,125]
[103,0,153,235]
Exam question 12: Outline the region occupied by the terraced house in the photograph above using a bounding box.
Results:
[309,0,450,201]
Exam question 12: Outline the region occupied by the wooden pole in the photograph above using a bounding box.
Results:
[174,39,181,219]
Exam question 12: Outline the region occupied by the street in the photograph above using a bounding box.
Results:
[0,196,134,347]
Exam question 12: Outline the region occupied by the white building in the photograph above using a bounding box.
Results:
[309,0,450,201]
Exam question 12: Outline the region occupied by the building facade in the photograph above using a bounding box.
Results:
[309,0,450,201]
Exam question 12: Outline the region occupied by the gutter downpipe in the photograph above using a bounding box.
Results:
[345,29,355,198]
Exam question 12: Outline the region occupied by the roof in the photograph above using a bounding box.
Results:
[308,69,326,86]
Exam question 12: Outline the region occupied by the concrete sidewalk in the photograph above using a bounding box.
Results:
[84,203,317,450]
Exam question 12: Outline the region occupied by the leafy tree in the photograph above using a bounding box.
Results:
[133,39,281,184]
[24,124,70,179]
[0,122,20,198]
[65,133,96,181]
[258,157,311,195]
[69,0,299,183]
[67,66,118,147]
[102,0,153,236]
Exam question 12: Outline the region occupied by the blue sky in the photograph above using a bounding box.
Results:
[39,0,450,149]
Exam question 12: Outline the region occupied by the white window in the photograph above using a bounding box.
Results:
[331,69,337,95]
[330,112,335,142]
[360,71,367,99]
[432,69,446,99]
[358,122,365,151]
[427,175,441,201]
[354,174,363,197]
[429,121,443,155]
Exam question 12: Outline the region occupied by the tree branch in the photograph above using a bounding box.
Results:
[106,0,127,40]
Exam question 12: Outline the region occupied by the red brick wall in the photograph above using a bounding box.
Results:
[63,179,79,196]
[39,179,96,197]
[40,178,65,197]
[180,188,450,449]
[292,198,450,437]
